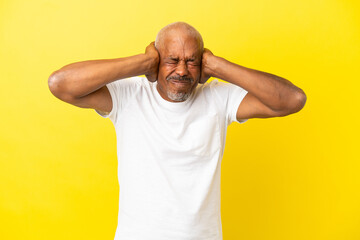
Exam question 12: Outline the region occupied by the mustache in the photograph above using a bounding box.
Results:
[166,75,193,82]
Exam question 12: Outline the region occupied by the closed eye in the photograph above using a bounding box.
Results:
[187,59,200,66]
[166,58,178,64]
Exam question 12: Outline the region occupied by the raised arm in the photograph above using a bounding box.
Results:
[48,42,159,113]
[200,49,307,120]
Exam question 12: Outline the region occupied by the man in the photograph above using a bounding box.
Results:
[48,22,306,240]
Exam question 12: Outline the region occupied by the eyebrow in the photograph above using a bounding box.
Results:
[166,55,198,60]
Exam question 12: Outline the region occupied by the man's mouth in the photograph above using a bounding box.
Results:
[166,76,193,83]
[171,79,191,84]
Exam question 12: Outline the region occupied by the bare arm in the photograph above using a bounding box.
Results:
[48,42,159,113]
[200,49,307,120]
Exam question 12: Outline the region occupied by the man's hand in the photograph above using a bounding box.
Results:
[199,48,215,84]
[145,41,160,82]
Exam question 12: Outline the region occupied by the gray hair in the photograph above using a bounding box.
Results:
[155,22,204,52]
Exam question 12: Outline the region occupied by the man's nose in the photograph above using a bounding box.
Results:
[175,61,189,76]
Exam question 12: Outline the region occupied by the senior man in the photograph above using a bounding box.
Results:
[48,22,306,240]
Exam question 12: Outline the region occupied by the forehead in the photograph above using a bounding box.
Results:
[160,33,201,59]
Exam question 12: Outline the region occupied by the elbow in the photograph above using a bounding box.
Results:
[288,89,307,114]
[276,89,307,116]
[48,71,57,93]
[48,70,71,100]
[48,71,62,97]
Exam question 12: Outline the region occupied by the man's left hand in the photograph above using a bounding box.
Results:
[199,48,215,84]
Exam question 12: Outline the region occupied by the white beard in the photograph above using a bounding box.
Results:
[167,91,191,102]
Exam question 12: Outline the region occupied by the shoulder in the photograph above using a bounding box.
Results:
[202,78,247,95]
[198,78,232,97]
[108,76,148,91]
[112,75,145,85]
[191,79,222,104]
[197,79,220,91]
[200,79,231,91]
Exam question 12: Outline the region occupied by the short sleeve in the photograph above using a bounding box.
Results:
[209,79,249,125]
[95,76,141,124]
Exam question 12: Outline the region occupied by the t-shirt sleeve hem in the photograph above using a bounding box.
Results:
[95,83,117,123]
[232,90,249,124]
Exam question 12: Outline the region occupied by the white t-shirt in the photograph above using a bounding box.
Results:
[96,76,248,240]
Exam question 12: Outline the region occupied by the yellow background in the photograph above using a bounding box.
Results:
[1,0,359,239]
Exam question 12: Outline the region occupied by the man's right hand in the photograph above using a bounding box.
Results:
[145,41,160,82]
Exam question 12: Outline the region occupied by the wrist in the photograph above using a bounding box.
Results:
[144,53,159,75]
[206,55,222,79]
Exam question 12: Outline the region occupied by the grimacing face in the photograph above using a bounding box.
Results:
[156,33,202,102]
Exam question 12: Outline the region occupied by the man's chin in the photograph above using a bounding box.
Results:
[167,91,191,102]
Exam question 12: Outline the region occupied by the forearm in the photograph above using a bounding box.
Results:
[48,53,152,98]
[209,56,306,112]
